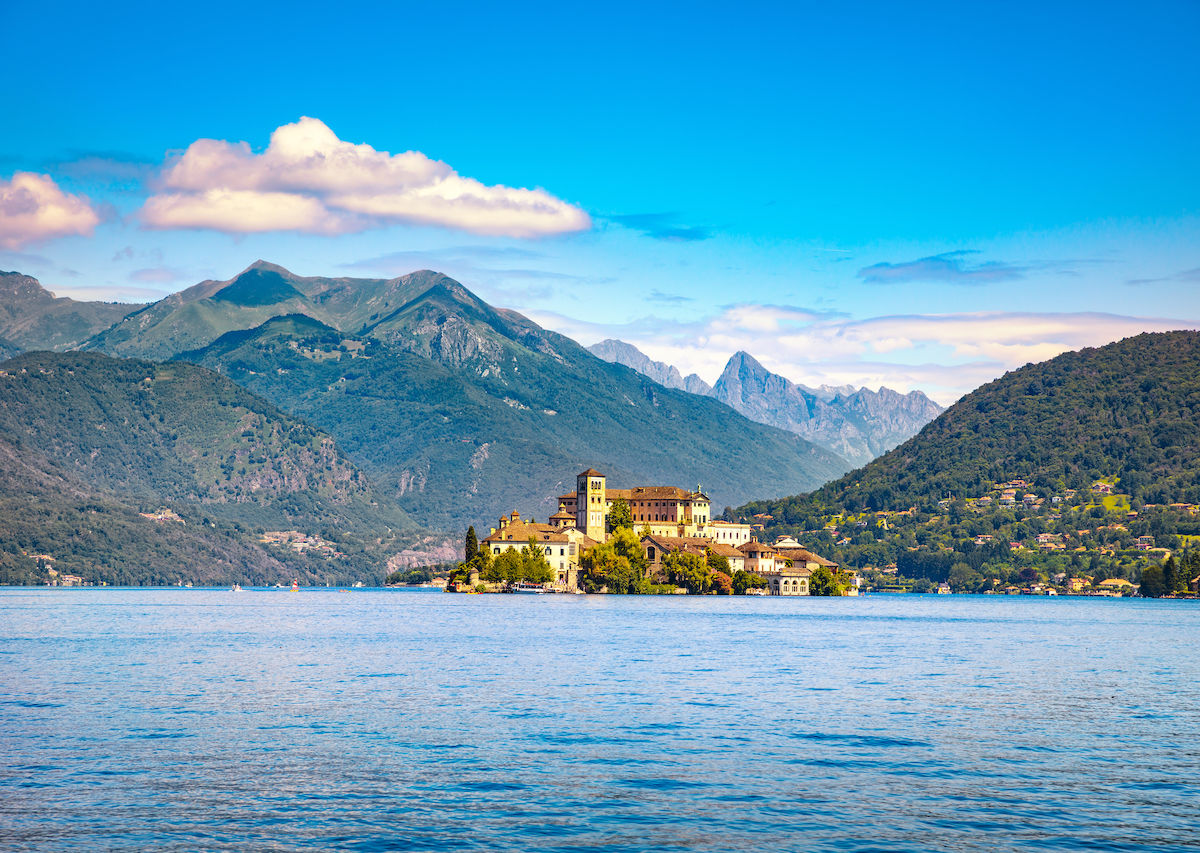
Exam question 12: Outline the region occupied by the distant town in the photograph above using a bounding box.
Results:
[738,477,1200,598]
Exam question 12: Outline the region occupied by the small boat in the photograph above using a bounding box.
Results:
[231,583,242,592]
[510,581,550,594]
[290,579,299,592]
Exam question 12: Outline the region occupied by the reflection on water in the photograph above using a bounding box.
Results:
[1,589,1198,851]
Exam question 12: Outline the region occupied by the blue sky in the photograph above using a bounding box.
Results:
[2,0,1197,401]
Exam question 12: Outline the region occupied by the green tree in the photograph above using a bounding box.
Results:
[1162,555,1178,595]
[520,537,554,584]
[732,569,767,595]
[580,528,649,593]
[705,547,731,575]
[465,525,478,563]
[949,561,983,592]
[809,565,845,596]
[607,498,633,533]
[484,549,520,583]
[1139,563,1166,598]
[664,551,710,594]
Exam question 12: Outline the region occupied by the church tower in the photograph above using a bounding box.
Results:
[576,468,607,541]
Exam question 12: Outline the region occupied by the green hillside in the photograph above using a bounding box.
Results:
[0,351,426,586]
[828,331,1200,510]
[733,331,1200,590]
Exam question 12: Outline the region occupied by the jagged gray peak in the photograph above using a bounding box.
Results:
[712,351,943,467]
[589,339,943,468]
[588,339,712,395]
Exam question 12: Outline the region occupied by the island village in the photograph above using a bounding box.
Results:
[449,468,850,595]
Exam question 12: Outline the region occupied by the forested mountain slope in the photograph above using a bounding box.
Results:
[5,261,851,531]
[179,306,849,529]
[741,331,1200,517]
[0,351,424,585]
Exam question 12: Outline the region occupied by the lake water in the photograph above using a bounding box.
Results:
[2,589,1198,852]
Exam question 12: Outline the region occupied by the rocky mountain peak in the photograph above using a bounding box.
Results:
[0,271,53,303]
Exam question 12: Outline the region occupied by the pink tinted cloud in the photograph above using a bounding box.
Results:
[141,117,592,238]
[0,172,101,249]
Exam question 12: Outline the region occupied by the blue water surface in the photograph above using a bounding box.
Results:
[1,589,1198,852]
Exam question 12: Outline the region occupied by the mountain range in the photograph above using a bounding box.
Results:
[0,263,850,537]
[588,340,943,466]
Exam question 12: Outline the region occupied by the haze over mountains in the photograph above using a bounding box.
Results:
[0,263,850,537]
[589,340,943,467]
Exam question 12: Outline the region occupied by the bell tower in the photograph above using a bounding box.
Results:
[576,468,607,541]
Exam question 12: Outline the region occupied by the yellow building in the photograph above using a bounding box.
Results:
[558,469,712,540]
[481,510,597,590]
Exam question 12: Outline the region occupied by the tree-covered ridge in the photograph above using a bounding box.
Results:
[732,331,1200,593]
[0,351,375,506]
[763,331,1200,514]
[0,259,846,530]
[0,351,424,586]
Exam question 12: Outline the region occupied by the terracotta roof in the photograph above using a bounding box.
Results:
[738,541,777,556]
[578,468,604,477]
[640,535,742,560]
[608,485,696,500]
[706,542,744,559]
[482,519,570,545]
[772,543,838,567]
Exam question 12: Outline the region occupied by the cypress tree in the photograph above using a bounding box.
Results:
[465,526,478,563]
[1163,556,1178,595]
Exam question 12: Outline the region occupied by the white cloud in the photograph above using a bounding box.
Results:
[140,117,592,238]
[0,172,101,249]
[524,305,1197,405]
